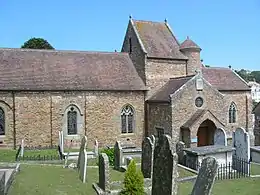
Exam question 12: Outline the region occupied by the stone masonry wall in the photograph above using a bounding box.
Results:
[145,59,187,98]
[170,78,226,142]
[0,91,145,148]
[121,21,146,85]
[147,103,172,137]
[181,50,202,76]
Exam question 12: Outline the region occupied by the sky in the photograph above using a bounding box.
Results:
[0,0,259,70]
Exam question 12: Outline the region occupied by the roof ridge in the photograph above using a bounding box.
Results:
[132,19,165,24]
[0,47,129,55]
[202,66,231,70]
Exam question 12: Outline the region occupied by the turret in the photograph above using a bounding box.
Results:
[180,36,202,76]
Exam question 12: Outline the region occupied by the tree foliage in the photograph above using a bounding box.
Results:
[235,69,260,83]
[120,160,145,195]
[21,37,54,50]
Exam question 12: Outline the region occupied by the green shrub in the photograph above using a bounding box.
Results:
[100,148,114,166]
[120,160,145,195]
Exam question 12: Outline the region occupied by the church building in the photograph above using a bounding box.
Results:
[0,17,254,149]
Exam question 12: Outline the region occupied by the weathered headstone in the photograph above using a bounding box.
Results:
[0,171,4,195]
[99,153,110,191]
[232,127,250,173]
[77,136,87,170]
[59,131,64,154]
[150,135,156,145]
[94,139,99,157]
[114,141,123,170]
[214,128,227,146]
[176,141,186,164]
[141,137,155,178]
[20,139,24,157]
[126,156,133,167]
[191,157,218,195]
[151,134,178,195]
[79,149,88,183]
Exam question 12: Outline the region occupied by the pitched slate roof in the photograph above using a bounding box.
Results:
[202,67,250,91]
[132,19,188,60]
[148,67,250,102]
[148,75,194,102]
[0,48,146,91]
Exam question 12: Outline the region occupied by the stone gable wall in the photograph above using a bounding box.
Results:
[0,91,145,148]
[145,59,187,99]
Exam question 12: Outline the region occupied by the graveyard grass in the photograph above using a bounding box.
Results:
[7,164,194,195]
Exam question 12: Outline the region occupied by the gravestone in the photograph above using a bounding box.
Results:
[77,136,87,171]
[214,128,227,146]
[0,171,4,195]
[232,127,250,173]
[99,153,110,192]
[141,137,155,178]
[20,139,24,157]
[176,141,186,164]
[191,157,218,195]
[59,131,64,154]
[150,135,156,145]
[126,157,133,167]
[151,134,178,195]
[114,141,123,170]
[94,140,99,157]
[79,149,87,183]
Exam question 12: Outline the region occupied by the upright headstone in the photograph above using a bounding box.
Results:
[176,141,186,164]
[20,139,24,157]
[150,135,156,145]
[79,149,88,183]
[141,137,155,178]
[214,128,227,146]
[126,157,133,167]
[99,153,110,192]
[94,140,99,157]
[232,127,250,173]
[0,171,5,195]
[77,136,87,170]
[114,141,123,170]
[59,131,64,154]
[151,134,178,195]
[191,157,218,195]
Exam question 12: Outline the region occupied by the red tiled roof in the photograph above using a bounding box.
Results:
[132,20,188,60]
[202,67,250,91]
[0,48,146,91]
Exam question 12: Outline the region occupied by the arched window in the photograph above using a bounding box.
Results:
[67,107,77,135]
[0,107,5,136]
[229,102,237,123]
[121,105,134,134]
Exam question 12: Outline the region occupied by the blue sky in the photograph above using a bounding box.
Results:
[1,0,259,70]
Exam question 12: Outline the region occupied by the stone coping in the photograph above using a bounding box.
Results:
[251,146,260,152]
[184,145,235,156]
[122,148,142,153]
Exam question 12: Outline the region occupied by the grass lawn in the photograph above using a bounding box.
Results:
[179,178,260,195]
[0,149,17,162]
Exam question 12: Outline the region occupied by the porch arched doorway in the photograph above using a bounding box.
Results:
[197,119,216,147]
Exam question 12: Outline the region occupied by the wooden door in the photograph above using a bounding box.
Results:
[197,127,208,147]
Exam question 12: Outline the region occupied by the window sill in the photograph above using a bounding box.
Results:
[0,135,5,139]
[120,133,135,137]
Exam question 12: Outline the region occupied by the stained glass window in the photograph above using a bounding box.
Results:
[121,105,134,134]
[67,107,77,135]
[229,102,237,123]
[0,108,5,136]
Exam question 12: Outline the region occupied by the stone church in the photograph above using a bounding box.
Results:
[0,17,254,149]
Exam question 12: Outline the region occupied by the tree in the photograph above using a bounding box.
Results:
[21,37,54,50]
[120,160,144,195]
